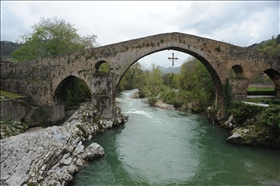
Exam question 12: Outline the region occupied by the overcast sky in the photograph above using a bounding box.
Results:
[1,1,279,68]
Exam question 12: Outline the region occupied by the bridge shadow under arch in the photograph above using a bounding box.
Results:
[54,75,91,110]
[264,68,280,81]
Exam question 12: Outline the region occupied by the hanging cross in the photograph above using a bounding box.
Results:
[168,53,178,66]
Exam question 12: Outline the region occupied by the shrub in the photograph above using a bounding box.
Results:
[259,106,280,128]
[147,97,157,106]
[229,102,264,125]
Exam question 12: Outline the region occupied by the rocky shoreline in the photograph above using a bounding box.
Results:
[217,112,280,148]
[150,96,280,149]
[0,103,128,186]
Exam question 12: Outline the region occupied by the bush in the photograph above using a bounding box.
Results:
[229,102,265,125]
[257,106,280,146]
[147,97,157,106]
[159,89,186,108]
[259,106,280,128]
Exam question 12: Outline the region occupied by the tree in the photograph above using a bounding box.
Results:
[12,17,97,62]
[276,34,280,44]
[118,62,146,91]
[162,73,180,89]
[179,58,214,109]
[146,63,163,96]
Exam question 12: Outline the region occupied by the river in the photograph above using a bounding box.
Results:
[70,89,280,186]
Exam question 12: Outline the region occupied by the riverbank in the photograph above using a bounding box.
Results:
[71,89,280,185]
[215,103,280,149]
[0,102,128,186]
[134,88,280,149]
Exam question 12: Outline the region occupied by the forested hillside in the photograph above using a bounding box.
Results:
[247,34,280,55]
[0,41,20,61]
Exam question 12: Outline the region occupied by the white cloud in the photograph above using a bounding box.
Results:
[1,1,279,67]
[171,1,279,46]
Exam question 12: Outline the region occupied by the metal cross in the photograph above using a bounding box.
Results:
[168,53,178,66]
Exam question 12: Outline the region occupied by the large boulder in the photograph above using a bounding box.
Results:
[226,125,279,148]
[83,143,105,160]
[154,100,175,110]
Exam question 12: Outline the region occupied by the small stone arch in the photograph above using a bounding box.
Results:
[53,75,91,105]
[231,65,244,78]
[95,60,110,73]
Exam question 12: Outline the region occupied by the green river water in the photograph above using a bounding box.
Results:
[70,89,280,186]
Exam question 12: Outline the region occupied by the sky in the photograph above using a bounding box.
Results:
[1,1,279,68]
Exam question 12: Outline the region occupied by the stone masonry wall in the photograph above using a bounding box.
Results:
[0,97,31,122]
[229,78,249,102]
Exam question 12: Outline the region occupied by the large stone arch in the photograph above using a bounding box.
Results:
[111,43,225,113]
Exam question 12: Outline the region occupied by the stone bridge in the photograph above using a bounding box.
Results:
[1,32,279,124]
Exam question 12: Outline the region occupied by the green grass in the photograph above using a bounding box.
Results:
[247,87,275,95]
[0,90,24,100]
[247,87,274,92]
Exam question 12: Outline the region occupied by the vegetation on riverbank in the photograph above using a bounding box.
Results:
[118,35,280,148]
[219,102,280,148]
[119,57,215,112]
[0,120,28,139]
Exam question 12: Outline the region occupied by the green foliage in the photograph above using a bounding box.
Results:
[0,41,21,61]
[247,34,280,56]
[118,62,164,99]
[118,62,146,91]
[276,34,280,44]
[178,58,215,109]
[12,17,97,62]
[257,106,280,147]
[162,73,180,89]
[224,78,232,116]
[0,120,28,139]
[229,102,265,125]
[144,63,163,97]
[159,88,184,108]
[147,96,158,106]
[98,62,110,73]
[118,57,214,111]
[62,78,91,110]
[250,73,273,84]
[259,106,280,128]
